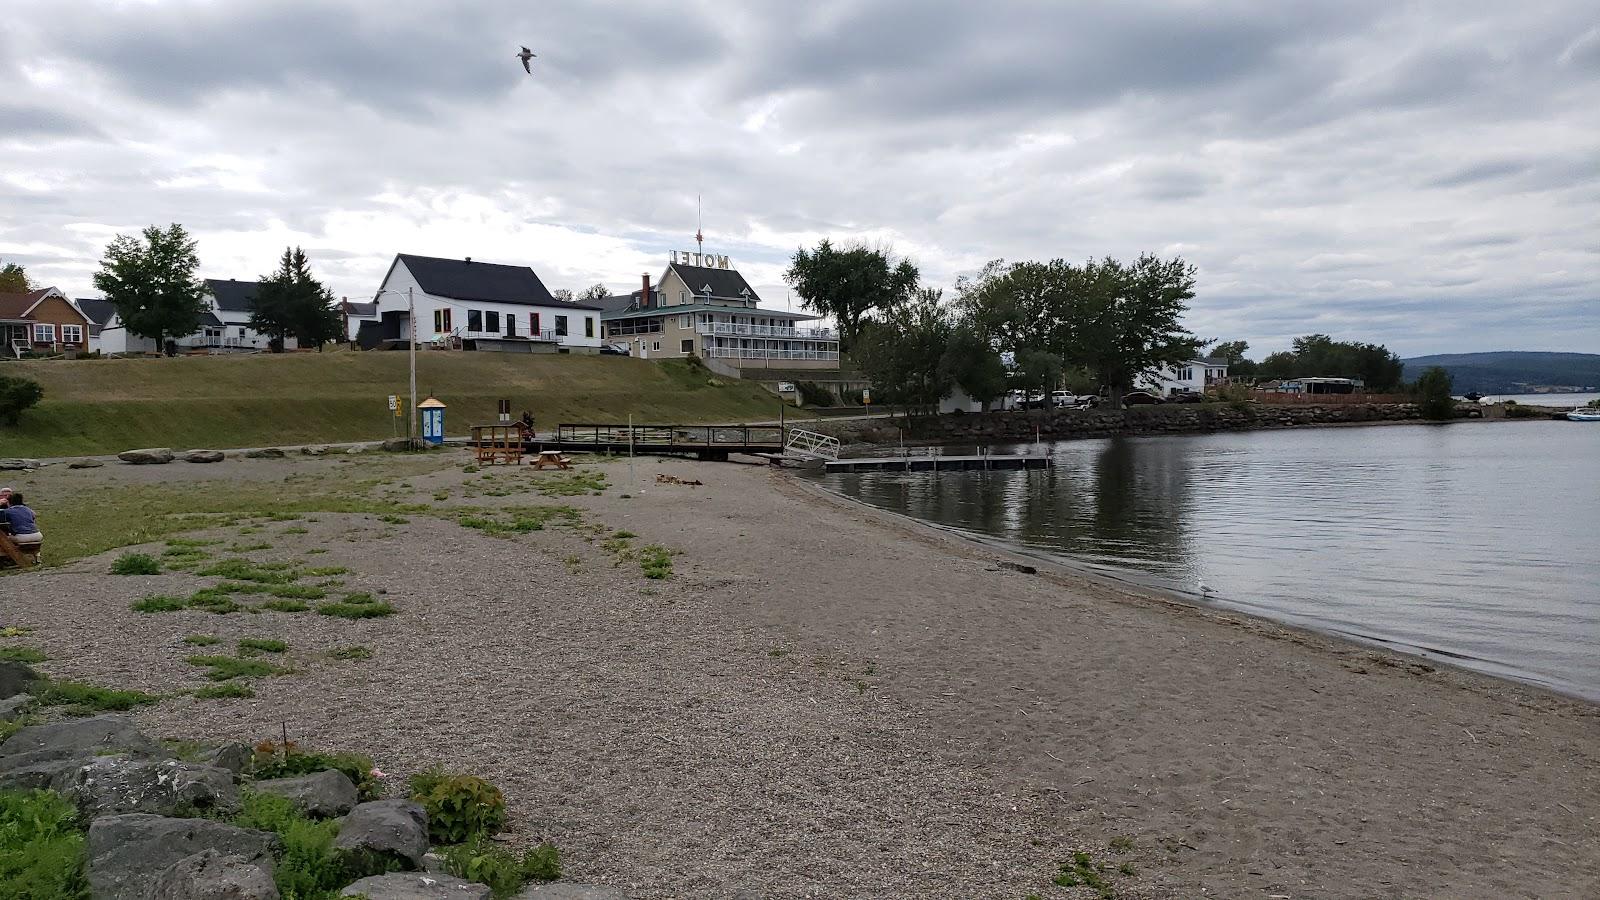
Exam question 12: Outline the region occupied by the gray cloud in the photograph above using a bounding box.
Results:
[0,0,1594,357]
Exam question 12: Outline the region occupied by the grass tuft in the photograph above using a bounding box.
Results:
[186,655,285,681]
[0,646,46,664]
[34,680,159,713]
[238,638,288,655]
[131,594,188,613]
[195,682,255,699]
[328,645,372,660]
[110,552,160,575]
[183,634,221,646]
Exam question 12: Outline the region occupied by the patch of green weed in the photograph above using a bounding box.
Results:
[110,552,160,575]
[195,682,255,700]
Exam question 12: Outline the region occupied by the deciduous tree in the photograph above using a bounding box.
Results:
[576,284,611,304]
[939,324,1008,411]
[855,287,952,416]
[1416,366,1455,420]
[0,260,31,293]
[785,240,919,351]
[1059,255,1202,409]
[92,224,206,354]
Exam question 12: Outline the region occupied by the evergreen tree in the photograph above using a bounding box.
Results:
[252,247,343,351]
[92,224,206,354]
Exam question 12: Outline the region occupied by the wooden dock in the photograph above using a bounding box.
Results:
[824,453,1051,472]
[534,423,786,461]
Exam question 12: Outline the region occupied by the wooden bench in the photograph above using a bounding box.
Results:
[0,532,40,568]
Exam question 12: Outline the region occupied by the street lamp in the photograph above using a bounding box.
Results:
[371,286,418,444]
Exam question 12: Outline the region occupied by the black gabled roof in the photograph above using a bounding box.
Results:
[395,254,600,310]
[75,297,116,326]
[204,279,262,312]
[668,263,761,303]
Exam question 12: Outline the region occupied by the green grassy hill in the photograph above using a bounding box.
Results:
[0,352,787,457]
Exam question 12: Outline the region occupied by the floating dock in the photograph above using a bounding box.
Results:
[823,454,1051,472]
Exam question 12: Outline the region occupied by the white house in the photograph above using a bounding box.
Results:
[367,254,603,353]
[1140,357,1229,396]
[76,296,158,355]
[202,279,297,350]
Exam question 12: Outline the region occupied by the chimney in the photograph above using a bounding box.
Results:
[641,273,651,309]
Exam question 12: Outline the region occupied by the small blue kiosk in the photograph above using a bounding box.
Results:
[418,396,447,445]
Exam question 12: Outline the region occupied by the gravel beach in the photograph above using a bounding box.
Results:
[3,451,1596,899]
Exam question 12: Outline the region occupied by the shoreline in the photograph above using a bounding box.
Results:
[790,470,1595,703]
[6,451,1597,898]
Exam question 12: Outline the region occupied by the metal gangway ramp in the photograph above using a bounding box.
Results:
[784,428,841,461]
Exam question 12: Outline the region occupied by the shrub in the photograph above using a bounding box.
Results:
[0,789,87,897]
[0,375,44,426]
[233,791,346,897]
[34,680,158,714]
[797,381,836,407]
[1415,366,1455,421]
[437,837,561,898]
[131,594,188,613]
[410,772,506,844]
[251,743,380,801]
[111,553,161,575]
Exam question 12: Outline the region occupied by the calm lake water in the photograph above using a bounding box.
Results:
[812,421,1600,700]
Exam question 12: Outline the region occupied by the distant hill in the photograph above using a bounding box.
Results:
[1400,351,1600,395]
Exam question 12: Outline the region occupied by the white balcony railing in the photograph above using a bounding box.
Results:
[705,348,840,361]
[696,322,837,341]
[463,329,560,343]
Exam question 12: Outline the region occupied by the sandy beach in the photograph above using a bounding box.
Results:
[4,451,1597,899]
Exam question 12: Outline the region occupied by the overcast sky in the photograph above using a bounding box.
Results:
[2,1,1595,357]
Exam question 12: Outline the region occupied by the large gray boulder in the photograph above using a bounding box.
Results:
[334,799,429,875]
[252,768,358,817]
[57,756,239,820]
[0,458,40,470]
[151,849,281,900]
[245,448,286,459]
[340,872,491,899]
[197,741,253,775]
[87,813,279,900]
[68,458,105,469]
[513,886,628,899]
[0,659,40,699]
[0,693,33,721]
[0,714,162,771]
[300,445,331,457]
[118,447,175,464]
[182,449,226,463]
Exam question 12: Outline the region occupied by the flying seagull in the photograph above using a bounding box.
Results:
[517,46,536,74]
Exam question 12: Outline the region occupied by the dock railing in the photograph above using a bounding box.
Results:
[784,428,841,460]
[555,423,784,449]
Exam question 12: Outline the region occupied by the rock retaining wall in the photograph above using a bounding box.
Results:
[844,403,1428,445]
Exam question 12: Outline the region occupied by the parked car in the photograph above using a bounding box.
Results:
[1122,390,1165,405]
[600,343,629,356]
[1168,390,1206,404]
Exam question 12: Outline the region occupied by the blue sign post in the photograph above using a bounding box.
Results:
[418,397,446,445]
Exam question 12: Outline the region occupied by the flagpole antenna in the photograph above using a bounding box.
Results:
[695,195,704,257]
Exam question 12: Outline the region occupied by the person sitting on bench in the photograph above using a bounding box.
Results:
[2,492,41,546]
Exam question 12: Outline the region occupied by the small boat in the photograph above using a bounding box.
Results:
[1566,408,1600,422]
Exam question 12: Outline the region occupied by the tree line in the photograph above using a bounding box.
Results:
[787,242,1202,411]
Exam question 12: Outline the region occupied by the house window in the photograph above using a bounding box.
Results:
[32,324,55,343]
[585,317,595,338]
[467,309,482,332]
[555,315,568,337]
[1178,367,1194,381]
[433,308,452,333]
[529,313,540,336]
[652,340,661,352]
[61,324,83,344]
[485,311,500,333]
[679,315,691,329]
[680,338,694,354]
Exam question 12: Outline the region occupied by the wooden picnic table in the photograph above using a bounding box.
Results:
[0,531,39,568]
[532,450,571,470]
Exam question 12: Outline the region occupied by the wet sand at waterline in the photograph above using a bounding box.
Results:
[5,452,1597,898]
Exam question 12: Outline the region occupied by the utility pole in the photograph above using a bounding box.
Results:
[407,285,417,445]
